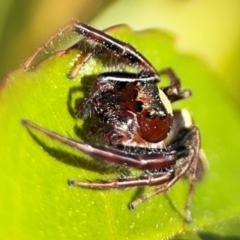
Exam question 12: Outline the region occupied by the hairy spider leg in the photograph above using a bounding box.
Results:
[22,119,200,222]
[69,170,174,189]
[67,24,128,79]
[22,119,178,170]
[72,22,158,75]
[129,126,200,223]
[22,22,126,72]
[160,68,192,102]
[23,23,76,70]
[23,21,159,78]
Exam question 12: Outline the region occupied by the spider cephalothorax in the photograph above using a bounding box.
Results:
[23,21,206,223]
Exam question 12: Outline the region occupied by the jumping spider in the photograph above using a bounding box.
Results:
[22,21,206,223]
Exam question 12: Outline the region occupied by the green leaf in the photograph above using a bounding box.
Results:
[1,25,240,239]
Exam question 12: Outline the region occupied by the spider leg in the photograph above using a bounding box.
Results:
[72,22,158,75]
[23,22,76,70]
[69,170,174,189]
[67,51,93,79]
[130,126,200,223]
[129,149,195,208]
[68,24,128,79]
[22,119,177,170]
[184,156,198,223]
[24,21,158,77]
[160,68,191,102]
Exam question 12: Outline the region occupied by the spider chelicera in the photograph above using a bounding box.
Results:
[22,21,206,223]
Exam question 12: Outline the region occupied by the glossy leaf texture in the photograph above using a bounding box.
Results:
[0,25,240,239]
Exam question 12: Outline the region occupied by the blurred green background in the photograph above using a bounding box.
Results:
[1,0,240,105]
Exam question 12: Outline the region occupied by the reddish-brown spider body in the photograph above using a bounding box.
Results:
[78,73,172,146]
[22,21,206,223]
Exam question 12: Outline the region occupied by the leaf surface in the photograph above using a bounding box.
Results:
[0,25,240,240]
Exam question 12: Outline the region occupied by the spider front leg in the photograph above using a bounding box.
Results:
[69,170,174,189]
[67,24,128,79]
[161,68,191,102]
[23,22,78,70]
[130,126,200,223]
[24,21,155,77]
[72,22,158,74]
[22,119,177,171]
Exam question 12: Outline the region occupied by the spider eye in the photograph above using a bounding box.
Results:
[146,111,155,118]
[135,101,144,112]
